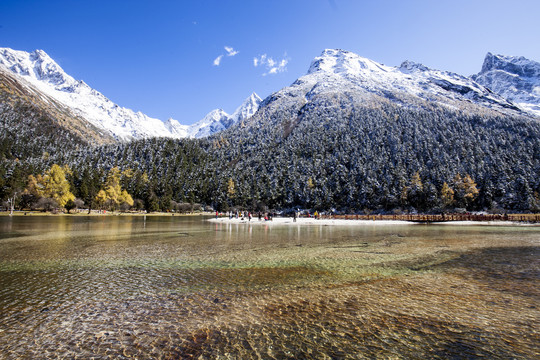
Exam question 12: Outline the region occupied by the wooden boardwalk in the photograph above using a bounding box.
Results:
[318,213,540,223]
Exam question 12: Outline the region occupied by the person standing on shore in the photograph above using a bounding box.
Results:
[293,211,297,222]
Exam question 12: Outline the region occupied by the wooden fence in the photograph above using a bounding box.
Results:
[316,213,540,223]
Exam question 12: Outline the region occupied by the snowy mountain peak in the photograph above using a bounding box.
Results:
[164,118,188,138]
[473,52,540,116]
[480,52,540,78]
[187,109,231,138]
[307,49,390,77]
[399,60,429,73]
[187,93,262,138]
[230,92,262,123]
[0,47,71,87]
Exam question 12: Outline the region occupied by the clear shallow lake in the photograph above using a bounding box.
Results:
[0,215,538,359]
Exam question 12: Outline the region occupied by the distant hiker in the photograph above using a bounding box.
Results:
[293,211,297,222]
[215,210,218,219]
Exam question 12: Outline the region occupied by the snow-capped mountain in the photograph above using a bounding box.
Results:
[0,47,262,141]
[0,64,115,159]
[240,48,534,143]
[298,49,519,113]
[0,47,179,141]
[164,118,189,138]
[187,93,262,138]
[188,109,232,138]
[229,92,262,124]
[472,53,540,116]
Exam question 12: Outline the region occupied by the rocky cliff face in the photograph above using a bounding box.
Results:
[472,53,540,116]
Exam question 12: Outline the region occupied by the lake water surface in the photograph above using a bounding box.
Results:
[0,215,538,359]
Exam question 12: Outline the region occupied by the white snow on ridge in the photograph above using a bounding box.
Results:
[187,93,262,138]
[302,49,519,113]
[0,47,263,141]
[1,47,536,143]
[0,48,176,141]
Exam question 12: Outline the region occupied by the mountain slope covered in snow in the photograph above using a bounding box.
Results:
[0,48,262,141]
[261,48,522,120]
[0,48,179,141]
[0,65,115,160]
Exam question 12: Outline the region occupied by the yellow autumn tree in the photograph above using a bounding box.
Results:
[41,164,75,207]
[95,189,108,209]
[307,177,315,189]
[24,174,45,197]
[95,167,134,210]
[227,178,236,198]
[453,174,479,209]
[440,182,455,208]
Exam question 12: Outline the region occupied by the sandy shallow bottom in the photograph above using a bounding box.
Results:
[2,269,537,359]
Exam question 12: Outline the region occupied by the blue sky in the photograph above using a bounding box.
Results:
[1,0,539,124]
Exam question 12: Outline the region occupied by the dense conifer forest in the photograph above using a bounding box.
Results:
[2,99,539,214]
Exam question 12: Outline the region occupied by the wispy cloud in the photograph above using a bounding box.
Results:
[213,55,224,66]
[253,53,289,75]
[213,46,239,66]
[224,46,239,57]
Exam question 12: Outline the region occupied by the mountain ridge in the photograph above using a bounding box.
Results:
[472,52,540,116]
[0,47,262,141]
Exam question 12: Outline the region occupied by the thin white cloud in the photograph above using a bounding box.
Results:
[253,53,289,75]
[213,55,224,66]
[224,46,239,57]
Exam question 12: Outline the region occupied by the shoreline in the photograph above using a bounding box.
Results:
[2,212,538,226]
[0,211,213,217]
[209,217,537,227]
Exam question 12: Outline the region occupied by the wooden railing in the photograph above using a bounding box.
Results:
[315,213,540,223]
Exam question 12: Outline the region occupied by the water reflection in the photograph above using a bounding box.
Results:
[0,216,538,359]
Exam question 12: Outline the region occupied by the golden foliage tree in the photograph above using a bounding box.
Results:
[95,167,134,210]
[453,174,479,209]
[227,178,236,199]
[41,164,75,207]
[440,182,455,208]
